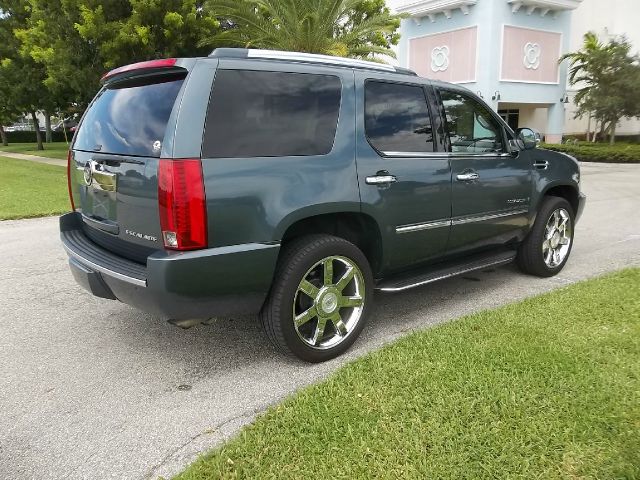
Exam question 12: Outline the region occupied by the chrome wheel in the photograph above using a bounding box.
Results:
[293,255,365,350]
[542,208,572,268]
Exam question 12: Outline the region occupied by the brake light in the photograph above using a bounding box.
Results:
[67,150,75,210]
[101,58,177,82]
[158,158,207,250]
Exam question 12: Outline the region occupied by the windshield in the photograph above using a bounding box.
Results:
[74,74,185,157]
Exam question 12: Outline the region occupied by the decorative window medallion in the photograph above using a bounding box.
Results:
[523,42,541,69]
[431,46,450,72]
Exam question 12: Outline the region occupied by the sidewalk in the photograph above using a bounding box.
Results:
[0,151,66,167]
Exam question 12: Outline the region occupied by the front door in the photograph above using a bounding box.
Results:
[356,74,451,274]
[436,88,532,254]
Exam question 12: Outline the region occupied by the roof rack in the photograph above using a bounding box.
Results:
[209,48,417,76]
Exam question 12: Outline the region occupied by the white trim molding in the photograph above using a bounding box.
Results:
[396,0,477,22]
[508,0,583,15]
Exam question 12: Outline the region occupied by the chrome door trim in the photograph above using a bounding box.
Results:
[62,243,147,287]
[396,219,451,234]
[451,208,528,226]
[396,208,528,233]
[381,151,512,158]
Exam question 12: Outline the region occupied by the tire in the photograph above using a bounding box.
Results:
[260,234,374,362]
[517,196,575,277]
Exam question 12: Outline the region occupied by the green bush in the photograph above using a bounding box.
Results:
[5,130,69,143]
[540,142,640,163]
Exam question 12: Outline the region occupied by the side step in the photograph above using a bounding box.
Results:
[375,250,517,292]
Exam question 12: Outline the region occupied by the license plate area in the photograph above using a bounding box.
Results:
[76,159,118,222]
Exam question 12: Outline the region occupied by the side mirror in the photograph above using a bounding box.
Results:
[515,128,538,150]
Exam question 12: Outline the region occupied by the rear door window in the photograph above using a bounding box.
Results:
[74,74,185,157]
[364,81,434,153]
[202,70,341,158]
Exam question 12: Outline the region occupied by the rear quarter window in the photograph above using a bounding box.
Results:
[202,70,341,158]
[74,74,185,157]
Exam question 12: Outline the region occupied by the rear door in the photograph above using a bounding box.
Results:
[355,73,451,274]
[70,68,188,262]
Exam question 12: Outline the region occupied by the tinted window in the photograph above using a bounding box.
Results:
[203,70,341,158]
[439,90,504,154]
[365,81,434,153]
[74,74,185,157]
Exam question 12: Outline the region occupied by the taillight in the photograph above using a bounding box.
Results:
[67,150,75,210]
[158,158,207,250]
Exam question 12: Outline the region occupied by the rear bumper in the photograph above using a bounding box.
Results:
[60,213,280,319]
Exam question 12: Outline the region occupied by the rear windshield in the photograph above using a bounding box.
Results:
[74,74,185,157]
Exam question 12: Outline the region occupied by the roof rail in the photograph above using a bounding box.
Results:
[209,48,417,76]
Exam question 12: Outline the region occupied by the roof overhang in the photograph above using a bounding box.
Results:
[395,0,477,22]
[507,0,583,15]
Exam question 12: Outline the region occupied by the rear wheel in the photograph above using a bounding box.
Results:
[260,235,373,362]
[517,196,574,277]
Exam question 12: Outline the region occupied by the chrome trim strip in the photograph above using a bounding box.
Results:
[381,151,512,158]
[397,209,528,234]
[451,208,528,226]
[396,219,451,234]
[377,255,516,292]
[62,243,147,287]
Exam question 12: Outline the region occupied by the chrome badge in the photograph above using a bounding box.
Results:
[83,161,93,186]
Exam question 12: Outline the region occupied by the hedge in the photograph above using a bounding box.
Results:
[540,142,640,164]
[4,130,69,143]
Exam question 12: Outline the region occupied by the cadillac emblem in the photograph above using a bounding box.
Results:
[83,161,93,186]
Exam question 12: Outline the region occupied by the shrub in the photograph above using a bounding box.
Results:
[540,142,640,163]
[5,130,69,143]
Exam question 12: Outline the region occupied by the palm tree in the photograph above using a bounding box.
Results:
[560,32,640,144]
[201,0,403,60]
[560,32,609,109]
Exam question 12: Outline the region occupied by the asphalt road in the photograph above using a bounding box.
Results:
[1,162,639,479]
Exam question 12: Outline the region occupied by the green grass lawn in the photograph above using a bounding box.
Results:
[0,156,70,220]
[177,268,640,480]
[0,141,69,160]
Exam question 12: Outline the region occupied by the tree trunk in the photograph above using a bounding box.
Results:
[44,111,52,143]
[30,111,44,150]
[598,120,606,143]
[586,115,591,142]
[609,120,616,145]
[0,125,7,146]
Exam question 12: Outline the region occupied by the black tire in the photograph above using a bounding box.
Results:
[517,196,575,277]
[260,234,374,362]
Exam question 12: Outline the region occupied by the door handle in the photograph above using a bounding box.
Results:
[366,174,397,185]
[456,172,479,181]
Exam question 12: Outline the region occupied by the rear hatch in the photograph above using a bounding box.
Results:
[69,61,188,263]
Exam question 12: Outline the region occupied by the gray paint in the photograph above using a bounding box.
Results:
[64,51,585,320]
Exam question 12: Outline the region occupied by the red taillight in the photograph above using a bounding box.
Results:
[101,58,177,82]
[67,150,75,211]
[158,158,207,251]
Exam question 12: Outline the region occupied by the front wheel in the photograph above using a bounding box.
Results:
[260,235,373,362]
[517,196,574,277]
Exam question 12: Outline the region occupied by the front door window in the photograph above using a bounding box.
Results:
[440,90,504,154]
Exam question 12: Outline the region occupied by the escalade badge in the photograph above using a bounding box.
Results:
[83,161,93,186]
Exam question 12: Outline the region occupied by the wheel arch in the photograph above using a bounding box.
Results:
[278,212,383,275]
[541,183,580,216]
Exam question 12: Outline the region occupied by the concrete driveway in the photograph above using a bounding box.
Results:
[1,162,639,480]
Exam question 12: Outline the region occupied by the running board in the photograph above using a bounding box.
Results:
[375,250,516,292]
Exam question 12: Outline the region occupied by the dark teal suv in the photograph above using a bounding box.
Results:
[61,48,586,362]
